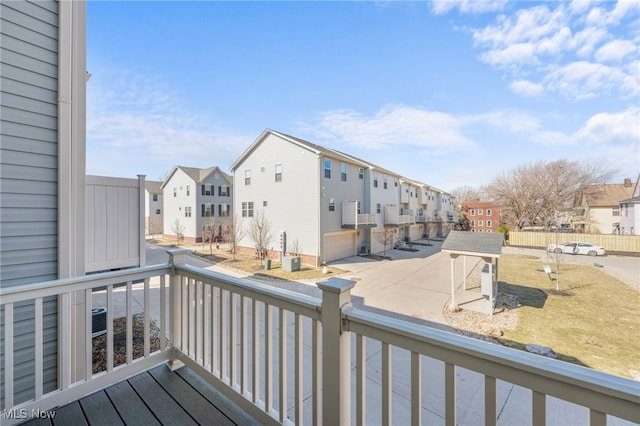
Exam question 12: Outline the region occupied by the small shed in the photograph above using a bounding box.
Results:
[441,231,504,314]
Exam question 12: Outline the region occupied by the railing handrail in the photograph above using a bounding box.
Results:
[345,307,640,423]
[0,264,171,304]
[175,263,322,320]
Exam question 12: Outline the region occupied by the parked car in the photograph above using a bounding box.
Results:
[547,242,605,256]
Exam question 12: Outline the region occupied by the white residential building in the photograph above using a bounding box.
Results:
[161,166,232,242]
[145,180,163,236]
[230,130,456,266]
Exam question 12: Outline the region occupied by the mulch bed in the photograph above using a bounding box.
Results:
[92,313,161,374]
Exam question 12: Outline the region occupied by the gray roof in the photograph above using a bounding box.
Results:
[441,231,504,257]
[145,180,163,194]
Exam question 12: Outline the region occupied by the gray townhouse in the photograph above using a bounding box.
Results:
[161,165,232,243]
[230,129,456,266]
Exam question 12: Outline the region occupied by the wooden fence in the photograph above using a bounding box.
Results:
[509,231,640,254]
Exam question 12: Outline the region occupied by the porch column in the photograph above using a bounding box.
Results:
[449,254,459,309]
[317,277,356,426]
[167,249,191,370]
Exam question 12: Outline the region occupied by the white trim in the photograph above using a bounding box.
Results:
[58,0,86,278]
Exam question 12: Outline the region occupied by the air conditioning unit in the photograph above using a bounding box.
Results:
[92,307,107,338]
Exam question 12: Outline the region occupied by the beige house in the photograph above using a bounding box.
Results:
[230,129,456,266]
[573,178,635,234]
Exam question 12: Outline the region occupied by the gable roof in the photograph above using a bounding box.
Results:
[581,183,634,208]
[161,165,231,188]
[230,129,448,193]
[441,231,504,258]
[145,180,163,194]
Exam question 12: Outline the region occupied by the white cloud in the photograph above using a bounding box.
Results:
[430,0,507,15]
[465,1,640,100]
[543,61,631,99]
[299,105,475,155]
[86,68,248,177]
[574,107,640,143]
[595,39,637,62]
[509,79,544,97]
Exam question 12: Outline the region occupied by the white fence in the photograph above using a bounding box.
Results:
[1,250,638,425]
[85,175,146,273]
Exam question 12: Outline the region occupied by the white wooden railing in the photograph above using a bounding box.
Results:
[1,249,639,425]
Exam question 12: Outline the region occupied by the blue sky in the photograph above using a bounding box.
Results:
[86,0,639,191]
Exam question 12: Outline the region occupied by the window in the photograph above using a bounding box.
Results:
[470,209,475,216]
[244,170,251,185]
[219,203,230,217]
[471,220,475,227]
[383,175,388,189]
[275,164,283,182]
[185,206,192,217]
[173,187,177,197]
[613,207,620,216]
[359,168,364,179]
[478,209,483,215]
[324,159,331,178]
[260,166,266,173]
[487,220,492,228]
[376,203,381,214]
[373,173,378,188]
[155,209,161,215]
[201,203,213,217]
[356,200,361,214]
[341,163,347,181]
[242,201,254,217]
[202,184,213,196]
[219,185,230,196]
[329,199,335,211]
[152,194,158,202]
[478,220,483,226]
[263,201,268,207]
[186,185,190,196]
[486,209,492,216]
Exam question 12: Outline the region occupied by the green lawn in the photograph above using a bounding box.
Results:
[498,254,640,379]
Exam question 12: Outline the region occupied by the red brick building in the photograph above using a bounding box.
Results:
[461,201,501,232]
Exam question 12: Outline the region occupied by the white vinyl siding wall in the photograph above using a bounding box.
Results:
[0,0,60,406]
[234,133,320,261]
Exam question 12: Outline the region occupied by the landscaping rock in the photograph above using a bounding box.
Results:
[525,344,557,359]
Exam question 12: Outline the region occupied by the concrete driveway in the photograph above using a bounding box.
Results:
[328,241,475,328]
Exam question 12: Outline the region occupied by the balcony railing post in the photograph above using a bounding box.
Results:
[317,277,356,426]
[167,249,191,370]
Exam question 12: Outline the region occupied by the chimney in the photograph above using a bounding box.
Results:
[624,178,632,187]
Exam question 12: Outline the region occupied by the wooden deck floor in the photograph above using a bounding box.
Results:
[21,365,258,426]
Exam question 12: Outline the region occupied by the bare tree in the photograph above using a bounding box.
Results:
[171,218,185,244]
[201,216,220,254]
[246,211,272,266]
[485,159,616,230]
[222,213,245,261]
[375,227,396,256]
[288,237,302,257]
[450,185,483,205]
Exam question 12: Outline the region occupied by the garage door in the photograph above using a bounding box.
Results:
[323,232,356,263]
[409,225,422,241]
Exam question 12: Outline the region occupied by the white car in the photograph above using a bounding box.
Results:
[547,242,605,256]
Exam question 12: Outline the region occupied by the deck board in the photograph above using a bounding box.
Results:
[78,389,124,426]
[128,371,199,426]
[19,365,251,426]
[104,379,161,426]
[148,366,235,426]
[52,402,87,426]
